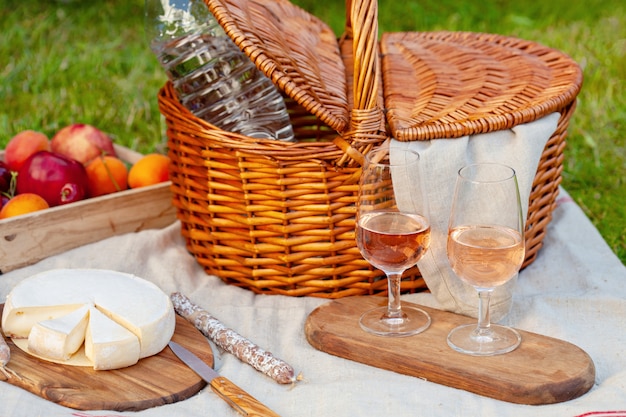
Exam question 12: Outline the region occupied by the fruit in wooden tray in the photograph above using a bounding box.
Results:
[4,130,50,172]
[0,125,172,219]
[85,155,129,197]
[0,193,49,219]
[128,153,170,188]
[16,150,89,206]
[51,123,117,164]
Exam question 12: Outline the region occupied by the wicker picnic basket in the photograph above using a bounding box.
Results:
[157,0,583,298]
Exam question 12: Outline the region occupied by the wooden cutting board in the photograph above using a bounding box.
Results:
[305,296,595,405]
[0,305,213,411]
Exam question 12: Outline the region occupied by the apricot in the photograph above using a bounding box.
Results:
[4,130,50,172]
[0,193,49,219]
[128,153,170,189]
[85,155,128,197]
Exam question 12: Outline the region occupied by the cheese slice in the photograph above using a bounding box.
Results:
[27,305,90,361]
[1,268,176,370]
[1,302,86,339]
[85,307,140,370]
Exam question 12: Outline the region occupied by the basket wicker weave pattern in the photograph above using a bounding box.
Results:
[381,31,582,141]
[209,0,350,134]
[158,0,582,298]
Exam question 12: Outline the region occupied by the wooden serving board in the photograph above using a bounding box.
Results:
[305,296,595,405]
[0,305,213,411]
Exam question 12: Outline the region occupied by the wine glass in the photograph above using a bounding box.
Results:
[446,163,525,355]
[356,146,432,337]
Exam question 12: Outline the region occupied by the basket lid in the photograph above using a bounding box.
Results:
[381,31,583,141]
[205,0,350,134]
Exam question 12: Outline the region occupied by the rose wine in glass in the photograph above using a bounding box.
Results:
[356,146,431,337]
[446,163,525,355]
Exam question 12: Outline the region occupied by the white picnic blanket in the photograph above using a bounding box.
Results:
[0,187,625,417]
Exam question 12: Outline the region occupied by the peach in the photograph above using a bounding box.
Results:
[51,123,117,165]
[4,130,50,172]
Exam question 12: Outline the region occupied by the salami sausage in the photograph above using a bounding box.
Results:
[170,292,299,384]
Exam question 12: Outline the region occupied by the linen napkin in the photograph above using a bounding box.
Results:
[391,112,560,320]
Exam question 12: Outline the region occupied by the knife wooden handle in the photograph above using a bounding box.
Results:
[210,376,281,417]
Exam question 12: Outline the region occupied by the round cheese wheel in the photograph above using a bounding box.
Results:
[1,269,176,370]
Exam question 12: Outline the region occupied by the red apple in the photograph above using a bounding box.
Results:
[4,130,50,172]
[51,123,117,164]
[16,151,89,206]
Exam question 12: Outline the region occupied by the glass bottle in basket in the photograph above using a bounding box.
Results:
[144,0,295,142]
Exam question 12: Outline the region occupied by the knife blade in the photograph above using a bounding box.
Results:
[168,341,281,417]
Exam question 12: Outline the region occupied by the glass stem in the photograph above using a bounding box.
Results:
[385,272,404,319]
[476,290,493,335]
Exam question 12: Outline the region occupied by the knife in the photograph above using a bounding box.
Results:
[168,341,281,417]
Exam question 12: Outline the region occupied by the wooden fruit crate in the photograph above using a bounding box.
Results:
[0,144,177,273]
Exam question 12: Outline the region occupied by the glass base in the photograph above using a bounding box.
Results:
[359,306,431,337]
[447,323,521,356]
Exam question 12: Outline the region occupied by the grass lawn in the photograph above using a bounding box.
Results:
[1,0,624,264]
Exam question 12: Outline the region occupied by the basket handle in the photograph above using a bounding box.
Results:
[346,0,379,111]
[333,0,386,167]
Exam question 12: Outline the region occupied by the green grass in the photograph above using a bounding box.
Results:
[1,0,624,264]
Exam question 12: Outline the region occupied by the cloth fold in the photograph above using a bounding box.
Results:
[390,112,560,319]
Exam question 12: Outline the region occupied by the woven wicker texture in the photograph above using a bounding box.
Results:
[381,31,582,141]
[209,0,350,134]
[158,0,582,298]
